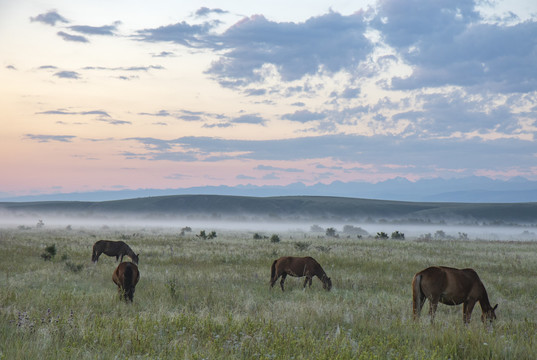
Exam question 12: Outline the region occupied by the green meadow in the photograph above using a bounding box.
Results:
[1,225,537,359]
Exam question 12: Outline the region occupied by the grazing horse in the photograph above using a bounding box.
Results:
[270,256,332,291]
[92,240,139,264]
[112,262,140,302]
[412,266,498,324]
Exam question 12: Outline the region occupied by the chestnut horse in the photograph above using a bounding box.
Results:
[412,266,498,324]
[92,240,139,264]
[270,256,332,291]
[112,262,140,302]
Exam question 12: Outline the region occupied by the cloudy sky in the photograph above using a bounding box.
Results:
[1,0,537,197]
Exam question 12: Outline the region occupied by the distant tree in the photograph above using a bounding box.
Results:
[270,234,280,243]
[434,230,447,240]
[342,225,369,237]
[207,231,217,239]
[391,231,405,240]
[325,227,337,237]
[310,224,324,233]
[458,232,469,240]
[196,230,207,240]
[36,220,44,228]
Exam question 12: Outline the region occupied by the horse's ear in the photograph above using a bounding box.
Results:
[493,304,498,311]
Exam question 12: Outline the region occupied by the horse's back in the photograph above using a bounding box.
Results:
[275,256,320,275]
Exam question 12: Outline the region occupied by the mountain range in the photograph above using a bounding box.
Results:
[2,176,537,203]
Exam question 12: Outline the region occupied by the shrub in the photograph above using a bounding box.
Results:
[41,244,56,261]
[294,241,311,251]
[270,234,280,243]
[375,232,389,240]
[65,261,83,273]
[391,231,405,240]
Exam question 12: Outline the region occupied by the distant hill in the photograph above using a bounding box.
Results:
[1,195,536,225]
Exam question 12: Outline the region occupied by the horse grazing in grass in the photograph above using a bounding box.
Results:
[412,266,498,324]
[92,240,139,264]
[270,256,332,291]
[112,262,140,302]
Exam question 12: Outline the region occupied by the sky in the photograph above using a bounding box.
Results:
[1,0,537,198]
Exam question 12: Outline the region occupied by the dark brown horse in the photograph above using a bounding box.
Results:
[92,240,139,264]
[270,256,332,291]
[112,262,140,302]
[412,266,498,324]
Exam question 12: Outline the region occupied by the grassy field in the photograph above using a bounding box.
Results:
[1,225,537,359]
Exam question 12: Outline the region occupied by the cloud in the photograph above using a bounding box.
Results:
[69,22,120,36]
[53,71,81,79]
[195,7,228,17]
[30,10,69,26]
[24,134,75,143]
[206,12,372,85]
[152,51,174,57]
[282,110,326,123]
[124,135,536,176]
[37,109,110,117]
[135,21,216,47]
[374,0,537,93]
[83,65,164,72]
[231,114,266,125]
[57,31,89,43]
[255,165,304,173]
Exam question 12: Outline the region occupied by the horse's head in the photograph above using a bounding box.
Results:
[132,253,139,265]
[481,304,498,323]
[322,276,332,291]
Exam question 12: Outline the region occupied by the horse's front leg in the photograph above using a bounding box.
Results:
[463,300,476,324]
[302,276,311,289]
[120,254,124,262]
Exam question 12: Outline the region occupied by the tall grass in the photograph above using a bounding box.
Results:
[1,226,536,359]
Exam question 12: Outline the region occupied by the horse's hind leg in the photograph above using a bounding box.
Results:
[280,273,287,291]
[270,274,280,289]
[429,300,438,323]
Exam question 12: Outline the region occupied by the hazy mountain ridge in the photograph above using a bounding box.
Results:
[2,176,536,203]
[1,194,536,225]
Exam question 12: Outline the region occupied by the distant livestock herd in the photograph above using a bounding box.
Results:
[91,240,498,324]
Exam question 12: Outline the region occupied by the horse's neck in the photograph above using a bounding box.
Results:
[124,245,134,255]
[478,285,493,310]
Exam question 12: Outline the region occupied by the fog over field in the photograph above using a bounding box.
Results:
[1,211,535,242]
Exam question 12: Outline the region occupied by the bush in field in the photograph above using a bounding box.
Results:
[310,224,324,233]
[64,261,83,273]
[375,232,389,240]
[40,244,56,261]
[253,233,268,240]
[196,230,216,239]
[391,231,405,240]
[180,226,192,236]
[294,241,311,251]
[270,234,280,243]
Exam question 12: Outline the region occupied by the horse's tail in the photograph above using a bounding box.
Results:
[124,264,134,301]
[270,260,277,282]
[412,274,423,320]
[91,242,98,263]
